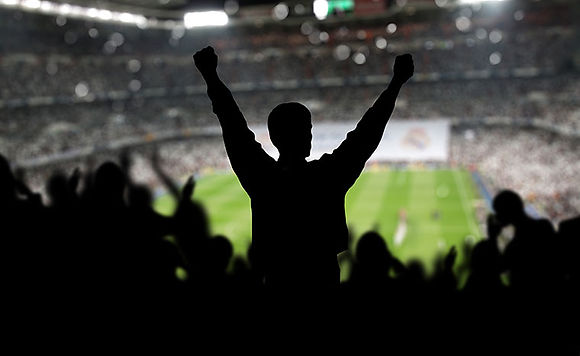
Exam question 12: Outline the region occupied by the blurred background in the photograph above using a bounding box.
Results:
[0,0,578,265]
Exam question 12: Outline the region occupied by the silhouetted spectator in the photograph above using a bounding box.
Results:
[558,215,580,293]
[348,231,404,293]
[463,239,504,297]
[488,190,556,292]
[193,46,413,288]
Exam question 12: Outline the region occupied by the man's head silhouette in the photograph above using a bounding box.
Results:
[94,162,126,204]
[493,190,525,225]
[268,102,312,161]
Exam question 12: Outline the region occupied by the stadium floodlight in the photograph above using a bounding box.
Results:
[86,7,98,17]
[0,0,222,30]
[375,37,387,49]
[21,0,40,9]
[68,5,83,15]
[118,12,136,23]
[273,3,289,20]
[39,0,53,12]
[97,9,113,20]
[1,0,20,5]
[459,0,508,3]
[313,0,328,20]
[57,3,70,14]
[183,11,229,28]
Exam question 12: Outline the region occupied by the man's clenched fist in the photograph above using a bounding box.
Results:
[193,46,218,76]
[393,54,414,84]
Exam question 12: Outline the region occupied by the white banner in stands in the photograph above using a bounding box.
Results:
[250,119,450,162]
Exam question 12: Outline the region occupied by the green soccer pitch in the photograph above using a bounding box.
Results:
[154,168,482,279]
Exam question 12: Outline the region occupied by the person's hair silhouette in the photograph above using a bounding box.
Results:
[488,190,556,291]
[492,190,525,226]
[268,102,312,161]
[193,46,413,288]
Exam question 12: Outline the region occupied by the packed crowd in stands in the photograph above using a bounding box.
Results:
[15,122,580,228]
[0,0,576,99]
[451,126,580,223]
[0,27,575,99]
[1,148,578,348]
[1,0,578,164]
[1,75,579,161]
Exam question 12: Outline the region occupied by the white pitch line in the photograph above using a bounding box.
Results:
[453,170,480,236]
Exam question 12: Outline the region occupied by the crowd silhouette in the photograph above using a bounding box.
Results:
[2,147,579,348]
[1,46,578,351]
[5,148,578,297]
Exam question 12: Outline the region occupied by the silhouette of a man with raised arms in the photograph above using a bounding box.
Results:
[194,46,413,288]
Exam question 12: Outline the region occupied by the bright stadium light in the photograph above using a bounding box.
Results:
[455,16,471,32]
[353,52,366,65]
[313,0,328,20]
[489,51,502,65]
[273,3,289,20]
[375,36,387,49]
[118,12,136,23]
[58,3,70,14]
[97,9,112,20]
[86,7,98,17]
[183,11,229,28]
[21,0,40,9]
[1,0,19,5]
[0,0,205,29]
[39,0,53,12]
[68,5,83,15]
[334,44,351,61]
[74,82,89,98]
[459,0,508,3]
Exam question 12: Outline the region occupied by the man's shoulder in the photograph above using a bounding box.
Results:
[536,218,555,229]
[525,218,556,238]
[559,216,580,234]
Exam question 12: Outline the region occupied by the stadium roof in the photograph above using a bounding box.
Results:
[2,0,572,30]
[45,0,285,12]
[1,0,310,24]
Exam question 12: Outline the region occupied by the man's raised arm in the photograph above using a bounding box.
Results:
[193,47,272,185]
[330,54,414,177]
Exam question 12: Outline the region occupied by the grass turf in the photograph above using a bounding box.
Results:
[154,168,482,279]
